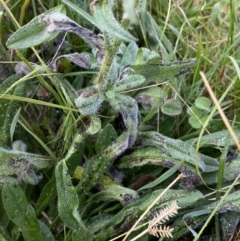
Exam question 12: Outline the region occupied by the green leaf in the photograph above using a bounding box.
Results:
[131,48,145,65]
[51,53,91,71]
[132,48,161,65]
[141,47,161,63]
[189,116,201,129]
[10,108,21,144]
[76,132,129,195]
[88,184,139,205]
[120,42,139,67]
[187,106,202,118]
[0,74,24,148]
[6,5,66,49]
[75,93,104,115]
[118,146,197,174]
[189,115,208,129]
[202,154,240,185]
[195,97,211,111]
[220,211,240,239]
[174,189,240,239]
[35,174,57,216]
[96,124,118,153]
[131,58,197,84]
[84,115,102,135]
[114,74,146,93]
[85,213,113,234]
[161,99,182,116]
[100,59,118,92]
[2,183,43,241]
[135,87,166,108]
[100,189,203,240]
[137,132,219,173]
[91,1,137,42]
[186,129,240,147]
[105,90,115,99]
[183,210,210,237]
[110,94,138,146]
[0,232,8,241]
[38,220,55,241]
[55,160,92,240]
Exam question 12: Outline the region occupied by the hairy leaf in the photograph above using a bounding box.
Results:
[76,132,129,195]
[115,74,146,93]
[110,94,138,146]
[98,189,203,239]
[91,0,136,42]
[96,124,118,153]
[2,183,43,241]
[41,12,103,49]
[88,184,139,205]
[0,75,24,148]
[55,160,92,240]
[131,58,196,84]
[75,92,104,115]
[6,6,65,49]
[137,132,219,172]
[120,42,139,68]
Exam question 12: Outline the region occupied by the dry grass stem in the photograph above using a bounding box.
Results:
[200,71,240,151]
[124,174,183,241]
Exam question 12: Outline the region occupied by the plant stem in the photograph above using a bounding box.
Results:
[96,19,130,90]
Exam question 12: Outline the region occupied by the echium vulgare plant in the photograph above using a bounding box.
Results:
[0,0,213,240]
[6,0,196,150]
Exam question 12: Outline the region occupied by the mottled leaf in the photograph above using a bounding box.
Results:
[89,184,139,205]
[55,160,92,240]
[137,132,219,172]
[6,6,66,49]
[96,124,118,153]
[131,58,196,84]
[110,94,138,146]
[76,132,129,195]
[135,87,166,108]
[98,189,203,240]
[51,53,92,71]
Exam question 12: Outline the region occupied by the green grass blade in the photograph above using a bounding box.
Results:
[35,174,57,216]
[0,74,25,148]
[62,0,96,26]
